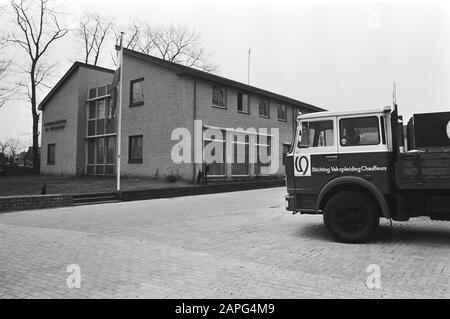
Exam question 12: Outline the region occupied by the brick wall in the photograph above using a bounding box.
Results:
[0,195,73,213]
[120,54,194,180]
[119,52,314,182]
[40,69,80,175]
[40,65,114,176]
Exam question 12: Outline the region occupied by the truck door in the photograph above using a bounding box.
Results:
[337,114,391,193]
[293,116,339,196]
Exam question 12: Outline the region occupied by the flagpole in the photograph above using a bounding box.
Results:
[116,33,124,191]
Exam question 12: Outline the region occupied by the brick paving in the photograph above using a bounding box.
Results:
[0,187,449,298]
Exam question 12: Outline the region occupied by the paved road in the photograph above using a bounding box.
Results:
[0,187,449,298]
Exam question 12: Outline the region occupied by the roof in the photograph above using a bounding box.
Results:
[38,62,114,110]
[123,48,325,113]
[299,106,392,120]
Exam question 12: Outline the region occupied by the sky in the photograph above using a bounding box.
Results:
[0,0,449,148]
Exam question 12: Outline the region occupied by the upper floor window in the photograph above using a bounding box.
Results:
[129,135,143,163]
[130,78,144,107]
[88,85,110,100]
[339,116,380,146]
[277,103,287,121]
[47,144,55,165]
[299,120,334,148]
[212,85,226,109]
[259,97,270,118]
[237,92,249,114]
[87,98,115,136]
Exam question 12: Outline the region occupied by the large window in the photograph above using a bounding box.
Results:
[203,132,226,176]
[231,134,250,176]
[259,97,270,118]
[86,84,116,176]
[255,135,271,175]
[212,85,226,109]
[86,136,115,175]
[339,116,380,146]
[88,85,110,100]
[87,98,115,136]
[129,135,143,163]
[299,120,334,148]
[277,103,287,121]
[130,78,144,107]
[47,144,55,165]
[237,92,249,114]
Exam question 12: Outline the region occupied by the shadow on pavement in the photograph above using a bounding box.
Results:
[374,223,450,246]
[293,221,450,246]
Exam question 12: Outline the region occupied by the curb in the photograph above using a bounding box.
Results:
[0,179,285,212]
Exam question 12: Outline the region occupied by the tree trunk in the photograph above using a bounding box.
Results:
[30,66,40,174]
[32,111,39,174]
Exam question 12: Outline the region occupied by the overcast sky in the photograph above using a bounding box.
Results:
[0,0,449,146]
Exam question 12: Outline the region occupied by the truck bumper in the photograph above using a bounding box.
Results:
[285,194,296,212]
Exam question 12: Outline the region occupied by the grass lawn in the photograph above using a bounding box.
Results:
[0,175,192,196]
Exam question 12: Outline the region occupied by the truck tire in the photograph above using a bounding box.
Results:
[323,191,379,243]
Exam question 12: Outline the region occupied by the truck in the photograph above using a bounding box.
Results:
[284,103,450,243]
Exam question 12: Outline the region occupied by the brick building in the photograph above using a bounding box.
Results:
[39,48,324,181]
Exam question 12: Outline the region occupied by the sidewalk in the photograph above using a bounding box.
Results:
[0,176,285,212]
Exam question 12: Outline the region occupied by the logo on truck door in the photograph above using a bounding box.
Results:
[294,154,311,176]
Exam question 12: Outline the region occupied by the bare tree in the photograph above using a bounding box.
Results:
[0,58,14,108]
[0,7,15,108]
[5,137,23,160]
[8,0,68,172]
[0,140,9,155]
[0,139,8,165]
[79,13,113,66]
[114,23,217,72]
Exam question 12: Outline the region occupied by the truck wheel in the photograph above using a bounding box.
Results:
[323,191,379,243]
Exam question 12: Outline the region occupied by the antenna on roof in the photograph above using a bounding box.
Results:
[248,47,251,85]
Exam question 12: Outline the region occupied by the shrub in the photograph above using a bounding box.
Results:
[165,175,178,183]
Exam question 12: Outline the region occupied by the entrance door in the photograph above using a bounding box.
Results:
[293,116,339,194]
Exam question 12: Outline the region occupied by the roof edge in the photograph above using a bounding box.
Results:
[123,48,325,112]
[38,62,114,110]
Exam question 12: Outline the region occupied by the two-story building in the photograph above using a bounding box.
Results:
[39,48,324,182]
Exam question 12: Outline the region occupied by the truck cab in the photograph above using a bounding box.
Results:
[285,105,450,243]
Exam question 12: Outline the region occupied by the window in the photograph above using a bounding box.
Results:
[88,85,109,100]
[212,85,226,108]
[88,101,96,136]
[47,144,55,165]
[88,88,97,99]
[231,134,249,176]
[277,103,287,121]
[255,135,271,175]
[339,116,380,146]
[130,78,144,107]
[299,120,334,148]
[129,135,143,163]
[259,97,270,118]
[237,92,249,114]
[380,116,386,145]
[203,132,226,176]
[87,98,115,137]
[86,137,115,176]
[97,99,106,135]
[97,86,106,97]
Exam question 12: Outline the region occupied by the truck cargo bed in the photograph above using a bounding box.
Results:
[395,150,450,189]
